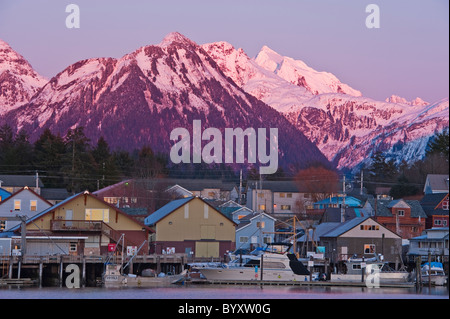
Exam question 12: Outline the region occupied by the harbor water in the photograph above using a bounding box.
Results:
[1,284,448,299]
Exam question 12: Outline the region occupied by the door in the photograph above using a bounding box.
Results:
[65,209,73,227]
[195,242,219,258]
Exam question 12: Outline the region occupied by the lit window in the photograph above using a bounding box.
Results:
[279,193,285,198]
[14,200,21,211]
[85,209,109,223]
[281,205,291,210]
[256,221,265,228]
[364,244,375,254]
[30,200,37,211]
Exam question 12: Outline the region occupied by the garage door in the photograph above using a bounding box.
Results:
[195,241,219,258]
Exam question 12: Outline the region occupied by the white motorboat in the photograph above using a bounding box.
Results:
[420,262,447,286]
[199,244,310,282]
[331,254,410,284]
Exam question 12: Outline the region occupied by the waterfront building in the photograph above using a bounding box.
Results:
[144,196,236,259]
[0,186,52,231]
[8,191,151,256]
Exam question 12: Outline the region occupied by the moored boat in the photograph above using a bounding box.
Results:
[103,264,187,287]
[420,262,447,286]
[198,244,310,282]
[331,254,410,285]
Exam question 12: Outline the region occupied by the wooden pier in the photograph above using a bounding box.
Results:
[0,253,188,286]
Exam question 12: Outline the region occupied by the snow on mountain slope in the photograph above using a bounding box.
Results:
[202,41,449,170]
[0,39,47,115]
[3,33,331,171]
[255,45,362,97]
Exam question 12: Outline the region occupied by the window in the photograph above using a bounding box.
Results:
[287,193,292,198]
[258,204,265,211]
[256,221,265,229]
[281,205,291,210]
[239,236,249,243]
[30,200,37,211]
[237,215,246,220]
[442,201,449,210]
[364,244,375,254]
[263,236,272,244]
[360,225,380,231]
[0,221,5,230]
[258,193,264,198]
[104,197,120,205]
[279,193,285,198]
[14,200,21,211]
[397,210,405,216]
[69,243,77,252]
[435,219,442,226]
[85,209,109,223]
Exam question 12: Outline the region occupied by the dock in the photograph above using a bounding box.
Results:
[189,279,416,288]
[0,253,188,286]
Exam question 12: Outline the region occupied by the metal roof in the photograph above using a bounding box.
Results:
[144,196,194,226]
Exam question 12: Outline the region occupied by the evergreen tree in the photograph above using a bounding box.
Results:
[426,129,449,161]
[63,127,97,193]
[34,129,68,188]
[91,136,120,189]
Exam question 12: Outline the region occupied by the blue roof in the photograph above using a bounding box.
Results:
[321,217,370,237]
[8,192,82,232]
[314,196,362,207]
[0,188,12,201]
[144,196,194,226]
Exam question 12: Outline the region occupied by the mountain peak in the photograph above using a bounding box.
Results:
[159,32,196,47]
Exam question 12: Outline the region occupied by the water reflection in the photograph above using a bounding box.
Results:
[0,284,448,299]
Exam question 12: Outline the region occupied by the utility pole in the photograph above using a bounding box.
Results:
[360,170,364,195]
[341,176,346,223]
[239,169,242,205]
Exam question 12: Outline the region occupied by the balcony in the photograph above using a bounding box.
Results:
[50,220,102,232]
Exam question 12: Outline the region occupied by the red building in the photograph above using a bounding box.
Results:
[420,193,449,229]
[373,199,427,239]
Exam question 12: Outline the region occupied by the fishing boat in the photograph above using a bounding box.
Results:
[102,237,187,287]
[331,254,410,284]
[198,244,310,282]
[420,262,447,286]
[103,264,187,287]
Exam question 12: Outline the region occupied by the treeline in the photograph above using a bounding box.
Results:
[362,129,449,198]
[0,124,240,193]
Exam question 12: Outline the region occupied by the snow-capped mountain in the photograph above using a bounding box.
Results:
[202,41,449,170]
[0,39,47,115]
[254,45,362,97]
[1,33,448,171]
[0,33,330,171]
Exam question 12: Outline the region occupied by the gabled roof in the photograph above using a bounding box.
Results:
[368,198,427,218]
[9,191,151,232]
[0,186,52,207]
[424,174,449,193]
[236,212,276,231]
[321,216,401,239]
[144,196,237,226]
[144,196,194,226]
[321,217,371,238]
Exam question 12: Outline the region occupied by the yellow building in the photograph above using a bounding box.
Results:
[10,191,151,256]
[145,196,236,258]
